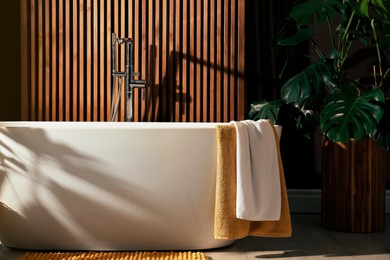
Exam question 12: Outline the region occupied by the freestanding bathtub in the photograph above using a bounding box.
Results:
[0,121,236,250]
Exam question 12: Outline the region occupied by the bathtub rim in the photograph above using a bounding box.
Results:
[0,121,283,141]
[0,121,282,139]
[0,121,281,130]
[0,121,230,129]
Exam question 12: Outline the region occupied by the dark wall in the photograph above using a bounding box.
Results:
[0,1,21,121]
[245,0,322,188]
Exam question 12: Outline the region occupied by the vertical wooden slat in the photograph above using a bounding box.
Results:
[237,0,245,120]
[168,0,175,121]
[196,0,202,122]
[133,0,140,121]
[202,0,210,122]
[58,0,64,121]
[99,0,105,121]
[147,0,155,121]
[106,0,111,121]
[209,0,215,122]
[72,0,78,121]
[182,0,187,122]
[20,0,28,120]
[223,0,229,122]
[161,0,167,120]
[139,0,147,121]
[230,0,236,119]
[93,0,98,120]
[216,0,222,122]
[44,0,50,120]
[175,0,181,122]
[51,0,57,120]
[154,0,160,120]
[79,0,84,121]
[120,0,125,122]
[130,0,136,120]
[189,0,195,121]
[86,0,91,121]
[128,1,133,44]
[133,0,146,122]
[31,0,37,120]
[65,0,70,121]
[111,0,117,121]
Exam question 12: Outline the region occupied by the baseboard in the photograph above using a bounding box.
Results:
[287,189,322,213]
[287,189,390,214]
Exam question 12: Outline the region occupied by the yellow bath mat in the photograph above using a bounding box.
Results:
[20,251,207,260]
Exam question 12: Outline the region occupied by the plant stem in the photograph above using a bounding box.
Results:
[326,14,336,50]
[338,9,356,72]
[371,19,384,91]
[311,39,324,59]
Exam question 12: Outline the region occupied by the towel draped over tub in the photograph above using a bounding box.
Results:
[214,122,292,239]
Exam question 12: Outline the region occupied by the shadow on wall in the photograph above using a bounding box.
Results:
[0,128,188,249]
[142,46,242,122]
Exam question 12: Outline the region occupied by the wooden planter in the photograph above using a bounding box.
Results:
[322,138,387,232]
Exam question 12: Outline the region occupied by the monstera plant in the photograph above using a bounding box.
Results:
[249,0,390,150]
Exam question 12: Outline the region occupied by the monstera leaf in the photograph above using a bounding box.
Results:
[276,28,314,47]
[320,88,385,142]
[289,0,346,26]
[281,60,335,108]
[275,0,346,47]
[249,99,283,124]
[358,0,390,21]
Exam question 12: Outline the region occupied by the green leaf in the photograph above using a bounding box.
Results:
[320,88,385,142]
[290,0,346,26]
[281,60,335,107]
[370,0,390,22]
[353,0,370,17]
[277,28,314,46]
[249,100,283,124]
[295,109,320,138]
[326,48,340,59]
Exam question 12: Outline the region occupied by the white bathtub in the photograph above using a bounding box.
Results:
[0,121,236,250]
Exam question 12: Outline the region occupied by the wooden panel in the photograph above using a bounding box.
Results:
[20,0,245,122]
[322,138,387,232]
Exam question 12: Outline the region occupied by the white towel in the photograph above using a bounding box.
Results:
[231,120,281,221]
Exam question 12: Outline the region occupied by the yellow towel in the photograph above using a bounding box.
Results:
[214,124,292,239]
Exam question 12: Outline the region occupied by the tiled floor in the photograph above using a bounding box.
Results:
[1,214,389,259]
[206,214,390,259]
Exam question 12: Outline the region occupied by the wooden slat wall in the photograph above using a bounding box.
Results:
[20,0,245,122]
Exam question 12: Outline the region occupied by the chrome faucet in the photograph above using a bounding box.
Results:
[111,33,147,122]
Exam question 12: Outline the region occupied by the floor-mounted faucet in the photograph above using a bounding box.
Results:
[111,33,147,122]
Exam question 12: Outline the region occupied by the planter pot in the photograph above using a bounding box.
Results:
[321,138,387,232]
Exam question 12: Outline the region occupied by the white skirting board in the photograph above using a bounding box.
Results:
[287,189,390,214]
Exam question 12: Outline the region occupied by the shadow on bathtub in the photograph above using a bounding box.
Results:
[0,127,217,250]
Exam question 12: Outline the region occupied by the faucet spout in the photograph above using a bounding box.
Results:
[130,80,147,88]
